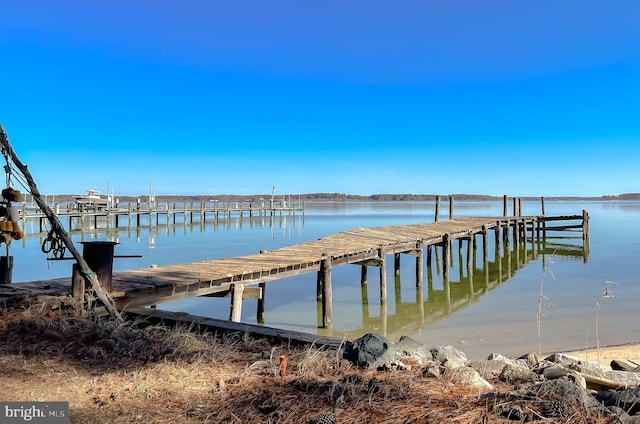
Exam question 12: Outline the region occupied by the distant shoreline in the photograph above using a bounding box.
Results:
[33,192,640,204]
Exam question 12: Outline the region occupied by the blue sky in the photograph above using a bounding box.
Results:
[1,1,639,197]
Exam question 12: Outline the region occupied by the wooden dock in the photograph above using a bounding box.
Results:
[2,211,589,332]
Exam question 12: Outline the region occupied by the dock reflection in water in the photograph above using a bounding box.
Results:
[314,235,587,345]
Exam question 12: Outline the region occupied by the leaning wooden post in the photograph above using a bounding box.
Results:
[321,256,332,327]
[434,196,441,222]
[229,283,244,322]
[0,124,121,321]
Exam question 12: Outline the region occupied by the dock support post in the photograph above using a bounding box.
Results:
[426,245,432,267]
[482,225,489,268]
[394,253,400,277]
[257,282,266,324]
[230,283,244,322]
[378,248,387,303]
[415,244,423,288]
[316,264,323,299]
[495,221,501,255]
[360,265,367,286]
[442,234,450,281]
[321,256,332,328]
[466,237,473,277]
[503,195,508,216]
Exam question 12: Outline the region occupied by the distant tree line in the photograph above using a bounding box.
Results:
[42,192,640,204]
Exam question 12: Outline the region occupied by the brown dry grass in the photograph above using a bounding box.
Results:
[0,296,615,423]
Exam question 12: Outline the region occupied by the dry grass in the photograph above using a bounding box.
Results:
[0,296,614,423]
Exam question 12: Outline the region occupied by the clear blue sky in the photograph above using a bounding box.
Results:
[1,1,639,197]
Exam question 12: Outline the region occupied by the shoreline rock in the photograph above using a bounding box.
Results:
[342,332,640,422]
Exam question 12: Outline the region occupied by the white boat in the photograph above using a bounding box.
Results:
[74,189,110,209]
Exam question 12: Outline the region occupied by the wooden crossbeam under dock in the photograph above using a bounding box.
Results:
[5,213,588,330]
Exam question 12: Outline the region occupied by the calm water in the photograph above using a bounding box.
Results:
[10,200,640,360]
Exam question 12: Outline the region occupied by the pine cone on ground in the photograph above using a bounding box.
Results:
[308,412,335,424]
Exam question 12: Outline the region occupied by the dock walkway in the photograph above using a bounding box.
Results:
[4,212,588,329]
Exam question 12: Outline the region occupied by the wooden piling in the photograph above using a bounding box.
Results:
[449,196,454,219]
[229,283,244,322]
[321,257,333,327]
[435,196,441,222]
[257,282,266,323]
[415,244,423,288]
[361,265,368,286]
[378,248,387,303]
[316,262,324,299]
[582,210,590,240]
[482,225,489,267]
[442,234,450,280]
[466,237,473,277]
[394,253,400,277]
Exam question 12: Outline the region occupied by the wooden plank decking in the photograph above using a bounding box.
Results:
[108,216,499,305]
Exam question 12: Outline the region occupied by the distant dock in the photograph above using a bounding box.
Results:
[18,200,304,233]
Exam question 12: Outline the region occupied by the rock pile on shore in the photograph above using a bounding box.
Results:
[341,333,640,423]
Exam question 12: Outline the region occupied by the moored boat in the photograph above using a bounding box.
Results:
[74,189,110,209]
